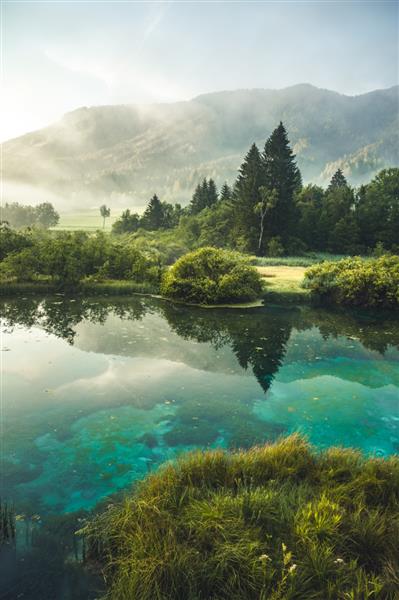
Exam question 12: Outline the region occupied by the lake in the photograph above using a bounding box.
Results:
[1,296,398,597]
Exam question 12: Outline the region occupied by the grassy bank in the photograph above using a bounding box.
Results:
[84,435,399,600]
[0,280,158,297]
[257,265,311,303]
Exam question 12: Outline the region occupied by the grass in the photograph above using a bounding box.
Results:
[84,435,399,600]
[250,253,351,267]
[257,265,311,303]
[0,279,159,297]
[51,210,126,232]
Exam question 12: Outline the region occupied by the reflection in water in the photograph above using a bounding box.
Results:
[1,296,398,598]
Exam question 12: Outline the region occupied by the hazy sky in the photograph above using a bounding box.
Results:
[1,0,398,140]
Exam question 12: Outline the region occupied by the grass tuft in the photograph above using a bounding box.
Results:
[83,435,399,599]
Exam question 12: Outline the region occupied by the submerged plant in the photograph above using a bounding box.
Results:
[0,500,16,547]
[84,435,399,599]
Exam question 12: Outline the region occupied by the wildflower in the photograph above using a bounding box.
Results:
[289,564,297,573]
[334,558,345,565]
[259,554,270,562]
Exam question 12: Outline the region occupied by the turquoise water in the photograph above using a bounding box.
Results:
[1,296,398,597]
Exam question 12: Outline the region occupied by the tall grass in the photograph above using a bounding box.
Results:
[84,435,399,599]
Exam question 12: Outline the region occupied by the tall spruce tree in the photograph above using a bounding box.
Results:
[234,143,263,252]
[327,168,348,192]
[262,122,302,243]
[141,194,164,230]
[207,179,219,207]
[220,183,232,203]
[190,178,209,214]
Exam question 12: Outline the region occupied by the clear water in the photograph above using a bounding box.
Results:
[1,296,398,597]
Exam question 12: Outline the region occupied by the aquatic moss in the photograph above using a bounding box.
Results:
[84,435,399,599]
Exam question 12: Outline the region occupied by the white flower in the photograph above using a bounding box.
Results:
[289,564,297,573]
[259,554,270,562]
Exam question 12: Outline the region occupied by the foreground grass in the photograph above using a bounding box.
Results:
[84,435,399,600]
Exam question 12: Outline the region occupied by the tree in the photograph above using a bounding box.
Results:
[35,203,59,228]
[296,185,325,250]
[262,122,302,242]
[141,195,164,230]
[0,222,32,260]
[320,185,356,252]
[233,143,264,252]
[220,183,233,203]
[207,179,219,208]
[255,187,278,254]
[112,210,140,234]
[100,205,111,229]
[355,168,399,251]
[327,168,348,192]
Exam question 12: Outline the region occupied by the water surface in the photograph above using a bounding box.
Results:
[2,296,398,516]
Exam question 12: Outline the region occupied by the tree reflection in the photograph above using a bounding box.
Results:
[1,297,398,394]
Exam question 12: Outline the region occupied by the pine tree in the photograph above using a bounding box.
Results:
[234,143,264,252]
[190,178,209,214]
[220,183,232,203]
[327,168,348,192]
[262,122,302,241]
[141,194,164,230]
[207,179,218,207]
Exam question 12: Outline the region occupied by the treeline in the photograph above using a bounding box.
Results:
[113,122,399,255]
[112,195,183,234]
[1,202,59,229]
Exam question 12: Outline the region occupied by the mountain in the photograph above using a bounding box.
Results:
[3,84,398,210]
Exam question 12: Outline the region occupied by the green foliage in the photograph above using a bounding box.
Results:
[161,247,263,304]
[112,209,140,234]
[356,168,399,251]
[0,221,32,260]
[304,255,399,308]
[189,178,219,214]
[2,201,59,229]
[100,204,111,229]
[84,435,399,600]
[0,230,163,289]
[267,237,285,257]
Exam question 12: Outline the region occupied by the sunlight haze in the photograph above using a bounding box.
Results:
[1,0,398,141]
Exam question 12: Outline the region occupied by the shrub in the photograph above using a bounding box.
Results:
[83,435,399,600]
[304,255,399,308]
[160,247,263,304]
[267,236,285,257]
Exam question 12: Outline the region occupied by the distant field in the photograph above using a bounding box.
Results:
[51,210,128,231]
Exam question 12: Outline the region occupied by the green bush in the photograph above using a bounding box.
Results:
[84,435,399,600]
[0,230,164,289]
[160,247,263,304]
[304,255,399,308]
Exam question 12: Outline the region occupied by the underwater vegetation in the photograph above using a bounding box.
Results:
[84,435,399,600]
[0,500,15,548]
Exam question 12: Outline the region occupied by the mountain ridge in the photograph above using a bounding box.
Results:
[4,84,398,210]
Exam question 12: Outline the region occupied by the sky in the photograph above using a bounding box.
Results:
[1,0,398,141]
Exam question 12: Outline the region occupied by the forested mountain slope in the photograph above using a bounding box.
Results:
[4,84,398,208]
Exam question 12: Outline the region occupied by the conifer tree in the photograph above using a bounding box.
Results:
[141,194,164,230]
[207,179,219,207]
[234,143,263,251]
[220,183,232,203]
[190,178,209,214]
[262,122,301,241]
[327,168,348,192]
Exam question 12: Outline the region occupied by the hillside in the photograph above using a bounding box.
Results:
[4,84,398,209]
